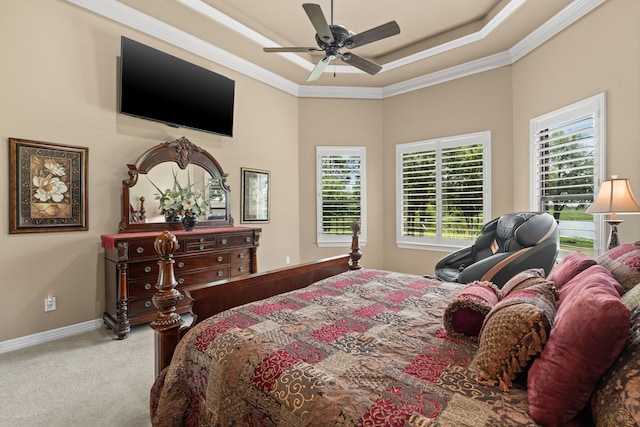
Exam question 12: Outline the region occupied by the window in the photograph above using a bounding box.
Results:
[396,131,491,250]
[530,93,606,256]
[316,146,366,247]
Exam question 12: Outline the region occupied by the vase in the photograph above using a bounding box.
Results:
[182,214,198,231]
[165,213,181,222]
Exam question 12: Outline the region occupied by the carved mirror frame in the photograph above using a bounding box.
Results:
[119,137,233,232]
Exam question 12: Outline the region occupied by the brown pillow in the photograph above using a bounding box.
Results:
[591,307,640,425]
[498,268,546,299]
[475,279,557,391]
[622,283,640,309]
[547,252,596,289]
[442,281,500,339]
[527,265,630,426]
[597,243,640,293]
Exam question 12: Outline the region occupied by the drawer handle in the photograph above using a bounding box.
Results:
[199,237,205,243]
[221,238,227,245]
[144,301,152,308]
[178,278,184,284]
[144,283,152,290]
[238,266,245,272]
[238,253,245,259]
[199,245,205,250]
[179,294,184,301]
[217,271,223,277]
[217,256,223,262]
[177,262,185,268]
[136,247,144,254]
[144,266,152,273]
[245,236,251,242]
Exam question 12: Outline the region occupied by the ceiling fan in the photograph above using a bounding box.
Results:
[263,1,400,81]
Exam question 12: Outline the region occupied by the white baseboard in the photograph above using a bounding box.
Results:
[0,319,103,354]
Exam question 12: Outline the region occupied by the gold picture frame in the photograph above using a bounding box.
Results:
[241,168,270,223]
[9,138,88,233]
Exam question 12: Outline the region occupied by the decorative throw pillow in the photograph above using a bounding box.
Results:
[547,252,596,289]
[475,279,557,391]
[591,307,640,425]
[558,264,624,306]
[597,243,640,293]
[527,264,631,426]
[442,281,500,339]
[498,268,546,299]
[622,283,640,309]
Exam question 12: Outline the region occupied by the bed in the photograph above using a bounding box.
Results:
[149,221,640,427]
[148,225,539,426]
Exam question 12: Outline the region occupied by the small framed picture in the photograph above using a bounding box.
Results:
[9,138,88,233]
[241,168,270,223]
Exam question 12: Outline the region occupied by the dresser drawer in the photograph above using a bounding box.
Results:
[129,293,191,318]
[217,233,254,249]
[230,248,251,264]
[127,238,186,260]
[186,235,217,252]
[128,252,230,279]
[230,261,251,277]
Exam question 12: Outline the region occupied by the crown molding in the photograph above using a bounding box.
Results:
[65,0,604,100]
[510,0,606,63]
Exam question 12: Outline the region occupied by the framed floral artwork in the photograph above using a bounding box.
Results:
[9,138,88,233]
[241,167,270,223]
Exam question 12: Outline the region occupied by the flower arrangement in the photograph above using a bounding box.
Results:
[148,170,208,219]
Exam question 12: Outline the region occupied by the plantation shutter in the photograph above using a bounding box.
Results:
[530,93,605,255]
[396,131,490,248]
[316,147,366,246]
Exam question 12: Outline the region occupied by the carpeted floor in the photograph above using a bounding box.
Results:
[0,324,154,427]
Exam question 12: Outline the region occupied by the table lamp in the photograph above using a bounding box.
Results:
[586,176,640,249]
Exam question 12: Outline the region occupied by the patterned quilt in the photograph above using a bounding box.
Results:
[150,269,539,426]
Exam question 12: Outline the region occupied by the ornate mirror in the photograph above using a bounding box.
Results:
[119,137,233,232]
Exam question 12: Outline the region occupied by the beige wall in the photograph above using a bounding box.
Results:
[298,98,385,269]
[0,0,300,342]
[512,0,640,241]
[2,0,637,343]
[380,67,515,275]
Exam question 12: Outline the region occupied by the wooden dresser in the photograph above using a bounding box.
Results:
[101,226,261,339]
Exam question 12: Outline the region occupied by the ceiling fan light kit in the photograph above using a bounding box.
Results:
[264,2,400,81]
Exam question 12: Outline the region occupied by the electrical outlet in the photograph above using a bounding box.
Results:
[44,297,56,312]
[285,256,291,265]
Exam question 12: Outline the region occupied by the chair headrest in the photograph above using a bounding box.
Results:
[496,213,527,242]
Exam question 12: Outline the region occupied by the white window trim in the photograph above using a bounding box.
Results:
[529,92,607,256]
[316,146,367,248]
[396,131,491,252]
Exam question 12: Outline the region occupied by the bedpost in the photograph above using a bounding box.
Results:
[349,221,362,270]
[149,231,184,376]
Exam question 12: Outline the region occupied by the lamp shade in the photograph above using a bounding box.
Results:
[586,177,640,214]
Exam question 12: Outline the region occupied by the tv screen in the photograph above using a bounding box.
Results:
[119,37,235,137]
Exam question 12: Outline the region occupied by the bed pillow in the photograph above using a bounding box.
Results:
[547,252,596,289]
[527,264,631,426]
[475,279,557,391]
[442,281,500,339]
[558,264,624,306]
[597,243,640,293]
[498,268,546,299]
[591,306,640,425]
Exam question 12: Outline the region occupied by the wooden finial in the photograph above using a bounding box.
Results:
[349,221,362,270]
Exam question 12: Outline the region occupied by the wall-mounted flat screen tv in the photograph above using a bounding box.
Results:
[119,36,235,137]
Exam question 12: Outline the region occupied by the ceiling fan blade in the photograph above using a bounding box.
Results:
[340,53,382,75]
[307,56,333,81]
[344,21,400,49]
[302,3,333,43]
[264,47,321,53]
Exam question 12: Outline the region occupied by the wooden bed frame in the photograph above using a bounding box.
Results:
[149,222,363,375]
